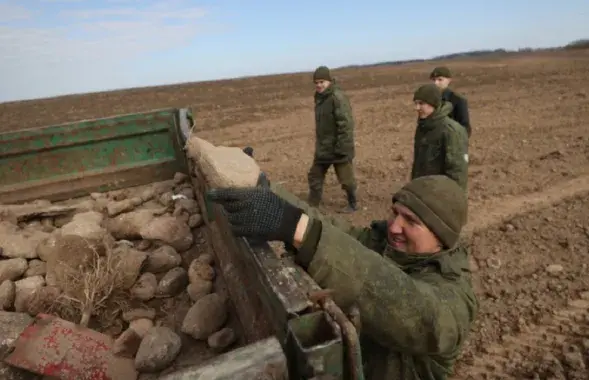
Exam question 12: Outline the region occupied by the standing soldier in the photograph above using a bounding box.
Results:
[430,66,471,137]
[307,65,358,213]
[411,83,469,190]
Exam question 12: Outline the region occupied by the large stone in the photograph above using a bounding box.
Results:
[139,217,193,252]
[0,258,28,284]
[155,267,188,297]
[144,246,181,274]
[0,311,33,358]
[181,293,228,340]
[0,222,48,259]
[14,276,45,313]
[60,211,106,241]
[0,281,16,310]
[185,137,260,188]
[134,327,181,373]
[130,273,157,301]
[0,364,40,380]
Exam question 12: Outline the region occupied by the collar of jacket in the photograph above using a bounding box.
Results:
[314,81,338,100]
[417,100,453,131]
[441,87,453,100]
[382,242,469,281]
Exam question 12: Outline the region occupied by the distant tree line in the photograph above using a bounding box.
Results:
[338,38,589,69]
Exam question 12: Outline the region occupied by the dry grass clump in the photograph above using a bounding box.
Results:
[45,237,129,327]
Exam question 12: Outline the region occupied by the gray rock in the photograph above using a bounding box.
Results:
[24,260,46,277]
[156,268,188,297]
[13,276,45,313]
[130,273,157,301]
[0,258,28,284]
[186,280,212,302]
[0,363,40,380]
[144,246,181,274]
[181,293,228,340]
[0,311,33,358]
[134,327,182,373]
[0,281,16,311]
[122,308,156,322]
[207,327,236,351]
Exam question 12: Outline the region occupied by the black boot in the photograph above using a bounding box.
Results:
[307,189,322,207]
[341,188,358,213]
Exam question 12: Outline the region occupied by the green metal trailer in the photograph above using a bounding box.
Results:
[0,108,362,380]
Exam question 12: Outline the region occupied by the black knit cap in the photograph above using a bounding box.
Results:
[413,84,442,108]
[313,66,332,81]
[392,175,467,248]
[430,66,452,79]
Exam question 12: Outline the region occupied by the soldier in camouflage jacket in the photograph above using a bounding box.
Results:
[208,173,479,380]
[308,66,358,213]
[411,84,469,191]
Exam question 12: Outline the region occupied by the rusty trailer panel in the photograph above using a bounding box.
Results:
[0,108,190,204]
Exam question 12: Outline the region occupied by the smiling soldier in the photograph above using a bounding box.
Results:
[207,173,479,380]
[411,83,469,191]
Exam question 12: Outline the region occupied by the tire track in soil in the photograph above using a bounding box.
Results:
[452,181,589,379]
[454,296,589,380]
[464,173,589,237]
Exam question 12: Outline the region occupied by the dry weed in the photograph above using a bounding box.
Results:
[51,238,128,327]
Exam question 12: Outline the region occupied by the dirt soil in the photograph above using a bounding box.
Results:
[1,49,589,378]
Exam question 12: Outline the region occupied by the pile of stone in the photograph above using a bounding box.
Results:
[0,172,236,375]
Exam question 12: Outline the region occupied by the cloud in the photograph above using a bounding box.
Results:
[0,3,33,22]
[0,0,211,101]
[39,0,85,3]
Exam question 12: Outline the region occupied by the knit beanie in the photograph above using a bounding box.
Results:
[430,66,452,79]
[413,84,442,108]
[313,66,332,81]
[392,175,467,248]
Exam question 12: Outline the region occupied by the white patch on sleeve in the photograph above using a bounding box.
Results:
[464,153,469,163]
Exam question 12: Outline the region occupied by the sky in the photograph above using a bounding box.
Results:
[0,0,587,103]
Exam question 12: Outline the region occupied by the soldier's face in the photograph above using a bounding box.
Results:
[387,203,441,254]
[314,80,330,93]
[414,100,435,119]
[432,76,451,89]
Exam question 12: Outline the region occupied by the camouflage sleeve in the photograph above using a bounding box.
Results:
[443,128,469,190]
[301,221,474,356]
[270,181,367,238]
[332,92,355,156]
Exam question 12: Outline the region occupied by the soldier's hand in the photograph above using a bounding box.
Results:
[207,187,303,244]
[242,147,270,187]
[243,146,254,157]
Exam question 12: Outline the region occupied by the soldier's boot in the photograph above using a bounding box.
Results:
[341,187,358,213]
[307,189,322,207]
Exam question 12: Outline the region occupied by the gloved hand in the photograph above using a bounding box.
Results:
[207,187,303,244]
[243,146,254,157]
[242,146,270,187]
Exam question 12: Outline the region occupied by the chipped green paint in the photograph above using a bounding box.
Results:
[0,107,192,203]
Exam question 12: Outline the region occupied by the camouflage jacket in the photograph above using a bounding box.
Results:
[272,183,479,380]
[313,82,356,163]
[411,102,469,190]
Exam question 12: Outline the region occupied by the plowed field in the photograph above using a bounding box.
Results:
[2,49,588,378]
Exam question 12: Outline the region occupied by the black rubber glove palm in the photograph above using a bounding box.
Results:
[207,187,303,244]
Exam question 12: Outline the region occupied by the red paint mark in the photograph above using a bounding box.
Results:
[5,314,132,380]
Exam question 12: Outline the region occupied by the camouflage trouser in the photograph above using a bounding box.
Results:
[307,161,357,204]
